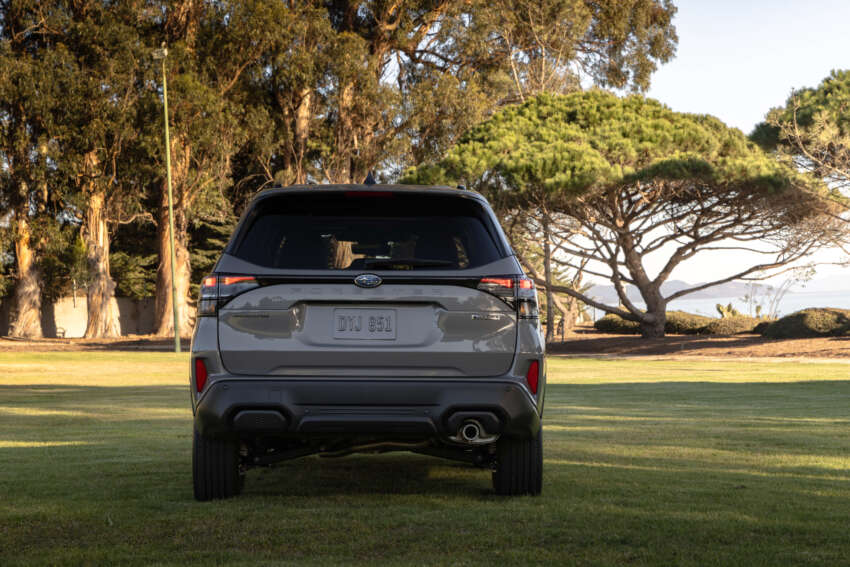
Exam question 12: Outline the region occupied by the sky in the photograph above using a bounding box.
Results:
[637,0,850,287]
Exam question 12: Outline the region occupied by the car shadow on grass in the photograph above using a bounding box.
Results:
[245,454,492,497]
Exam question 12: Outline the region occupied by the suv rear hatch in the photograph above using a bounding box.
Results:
[208,189,524,378]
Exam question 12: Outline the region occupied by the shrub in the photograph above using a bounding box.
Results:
[752,320,773,335]
[594,311,713,335]
[761,308,850,339]
[594,313,641,334]
[665,311,713,335]
[703,316,761,335]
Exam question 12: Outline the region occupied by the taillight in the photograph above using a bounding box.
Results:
[477,277,514,299]
[194,358,208,393]
[526,360,539,394]
[198,275,259,316]
[516,276,538,319]
[477,276,538,319]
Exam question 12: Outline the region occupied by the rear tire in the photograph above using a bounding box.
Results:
[492,426,542,496]
[193,429,243,501]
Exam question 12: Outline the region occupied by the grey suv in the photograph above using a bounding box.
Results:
[190,185,545,500]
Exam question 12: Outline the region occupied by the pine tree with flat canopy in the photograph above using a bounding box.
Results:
[405,91,846,338]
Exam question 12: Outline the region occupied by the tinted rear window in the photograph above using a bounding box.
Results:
[232,192,504,270]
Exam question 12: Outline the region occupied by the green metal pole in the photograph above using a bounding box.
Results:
[161,56,181,353]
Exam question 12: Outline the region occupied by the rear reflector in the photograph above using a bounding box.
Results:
[526,360,539,394]
[195,358,208,393]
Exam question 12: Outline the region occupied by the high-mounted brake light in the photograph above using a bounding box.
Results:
[344,191,393,198]
[198,275,260,317]
[194,358,208,393]
[526,360,540,394]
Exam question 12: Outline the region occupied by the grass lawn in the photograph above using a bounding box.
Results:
[1,353,849,566]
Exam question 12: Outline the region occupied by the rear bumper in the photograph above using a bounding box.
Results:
[194,378,541,441]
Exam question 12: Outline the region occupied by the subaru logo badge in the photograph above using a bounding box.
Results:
[354,274,382,288]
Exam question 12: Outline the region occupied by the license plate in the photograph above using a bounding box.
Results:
[333,308,397,340]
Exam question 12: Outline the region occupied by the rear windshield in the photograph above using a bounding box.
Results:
[232,192,504,270]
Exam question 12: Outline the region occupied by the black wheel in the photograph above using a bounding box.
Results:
[492,426,543,496]
[193,428,243,501]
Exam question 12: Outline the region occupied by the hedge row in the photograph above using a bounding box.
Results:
[594,312,761,336]
[593,308,850,338]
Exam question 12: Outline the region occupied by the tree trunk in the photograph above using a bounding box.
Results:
[154,190,193,338]
[83,189,121,338]
[8,214,43,338]
[334,82,355,183]
[293,87,312,183]
[640,293,667,338]
[542,219,555,343]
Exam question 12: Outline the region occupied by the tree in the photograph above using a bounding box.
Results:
[752,69,850,218]
[405,91,846,337]
[139,0,292,337]
[0,1,69,338]
[462,0,678,102]
[56,0,150,338]
[235,0,679,189]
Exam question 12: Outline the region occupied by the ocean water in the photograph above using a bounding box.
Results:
[661,290,850,318]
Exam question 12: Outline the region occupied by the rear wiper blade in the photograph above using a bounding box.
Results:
[363,258,455,269]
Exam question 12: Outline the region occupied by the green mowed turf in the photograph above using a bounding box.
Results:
[1,353,849,565]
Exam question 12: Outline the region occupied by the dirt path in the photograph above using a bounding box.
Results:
[0,335,190,352]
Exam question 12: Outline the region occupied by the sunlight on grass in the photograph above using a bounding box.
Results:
[0,440,93,448]
[1,351,850,565]
[0,406,90,417]
[547,357,850,383]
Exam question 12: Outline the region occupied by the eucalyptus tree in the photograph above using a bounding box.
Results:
[0,0,69,337]
[139,0,292,337]
[52,0,151,338]
[405,92,845,337]
[235,0,679,190]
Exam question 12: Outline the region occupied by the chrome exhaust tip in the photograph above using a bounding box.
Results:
[460,420,481,442]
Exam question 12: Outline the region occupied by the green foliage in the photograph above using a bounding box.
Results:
[34,221,88,304]
[405,91,813,204]
[755,70,850,149]
[665,311,714,335]
[189,218,236,297]
[752,70,850,206]
[761,308,850,339]
[110,222,157,300]
[407,90,838,339]
[0,228,15,298]
[594,313,642,334]
[703,316,761,336]
[110,252,157,300]
[594,311,714,335]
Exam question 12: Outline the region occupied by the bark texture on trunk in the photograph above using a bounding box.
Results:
[293,87,312,184]
[640,292,667,338]
[83,189,121,338]
[334,82,355,183]
[8,214,43,338]
[154,190,193,338]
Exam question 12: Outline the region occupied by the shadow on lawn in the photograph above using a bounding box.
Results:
[3,381,850,500]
